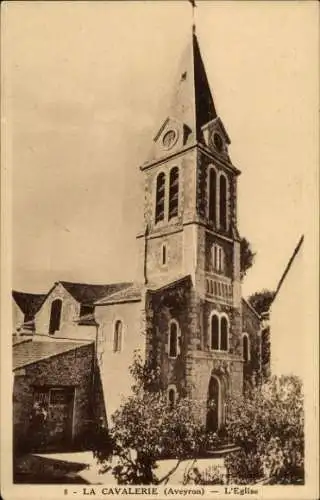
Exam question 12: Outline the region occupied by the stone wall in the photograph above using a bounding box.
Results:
[13,343,101,452]
[146,278,243,428]
[145,277,196,397]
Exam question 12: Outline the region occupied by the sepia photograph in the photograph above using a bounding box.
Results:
[1,1,319,498]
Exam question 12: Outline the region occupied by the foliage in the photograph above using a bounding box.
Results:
[94,351,207,484]
[248,289,275,315]
[240,237,256,281]
[224,375,304,484]
[261,326,271,380]
[184,464,226,485]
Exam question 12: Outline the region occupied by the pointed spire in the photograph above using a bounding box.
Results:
[166,30,218,143]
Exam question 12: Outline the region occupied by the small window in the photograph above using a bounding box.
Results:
[34,388,49,406]
[79,304,94,323]
[211,314,219,350]
[168,321,179,358]
[220,317,228,351]
[113,320,123,352]
[168,167,179,219]
[243,334,250,363]
[212,244,225,273]
[49,299,62,335]
[155,172,166,223]
[168,386,177,408]
[161,244,167,266]
[49,388,73,405]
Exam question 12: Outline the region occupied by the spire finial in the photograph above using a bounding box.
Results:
[188,0,197,34]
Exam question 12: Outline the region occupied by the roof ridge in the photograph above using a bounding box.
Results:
[274,235,304,299]
[242,297,261,320]
[13,290,47,297]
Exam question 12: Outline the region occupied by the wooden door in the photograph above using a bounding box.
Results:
[206,376,220,432]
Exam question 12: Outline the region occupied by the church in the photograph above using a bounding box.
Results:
[12,24,263,449]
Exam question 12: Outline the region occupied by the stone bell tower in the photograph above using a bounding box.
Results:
[138,26,243,430]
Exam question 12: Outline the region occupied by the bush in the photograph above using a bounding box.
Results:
[184,464,226,485]
[94,352,207,484]
[225,375,304,484]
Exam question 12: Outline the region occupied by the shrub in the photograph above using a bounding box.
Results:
[93,352,207,484]
[225,375,304,484]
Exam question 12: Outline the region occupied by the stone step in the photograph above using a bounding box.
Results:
[203,443,240,458]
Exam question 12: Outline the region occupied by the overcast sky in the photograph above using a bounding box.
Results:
[3,1,318,298]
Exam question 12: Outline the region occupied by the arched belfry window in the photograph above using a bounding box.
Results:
[211,314,219,350]
[219,174,227,230]
[210,313,229,351]
[168,167,179,219]
[220,316,228,351]
[243,334,250,363]
[113,320,123,352]
[155,172,165,223]
[168,320,180,358]
[49,299,62,335]
[208,167,217,224]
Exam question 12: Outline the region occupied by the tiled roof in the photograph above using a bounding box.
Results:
[12,291,47,317]
[12,336,33,346]
[148,274,192,292]
[95,283,143,305]
[60,281,133,305]
[13,340,93,371]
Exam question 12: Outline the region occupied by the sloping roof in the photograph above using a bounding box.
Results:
[12,336,33,346]
[241,297,261,321]
[12,291,47,317]
[13,340,93,371]
[149,274,192,293]
[95,283,143,306]
[59,281,133,305]
[274,235,304,299]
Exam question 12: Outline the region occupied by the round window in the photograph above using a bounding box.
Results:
[162,129,177,150]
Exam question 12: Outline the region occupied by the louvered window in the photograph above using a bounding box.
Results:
[155,172,165,223]
[219,174,227,230]
[208,168,217,224]
[168,167,179,219]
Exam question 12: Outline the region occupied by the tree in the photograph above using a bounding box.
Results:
[240,237,256,281]
[248,289,275,315]
[224,375,304,485]
[93,352,207,484]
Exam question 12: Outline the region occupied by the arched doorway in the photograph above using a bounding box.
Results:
[206,376,220,432]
